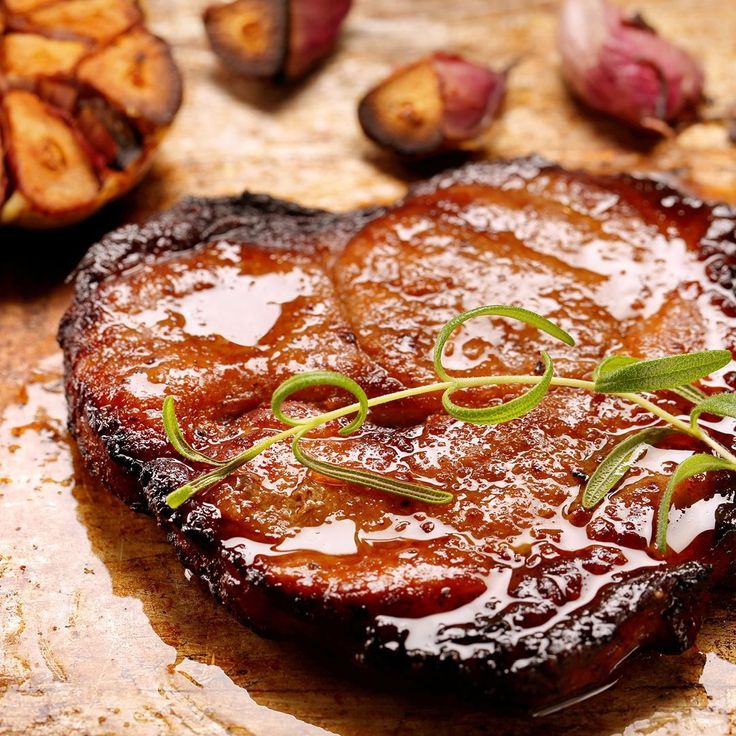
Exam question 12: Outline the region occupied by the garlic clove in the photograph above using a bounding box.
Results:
[433,52,506,141]
[203,0,351,82]
[358,52,506,157]
[284,0,352,80]
[558,0,704,133]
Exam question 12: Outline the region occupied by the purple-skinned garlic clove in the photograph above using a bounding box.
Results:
[203,0,352,82]
[358,52,507,157]
[558,0,704,134]
[284,0,352,80]
[433,52,506,141]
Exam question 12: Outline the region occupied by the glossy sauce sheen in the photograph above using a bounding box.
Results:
[60,160,736,707]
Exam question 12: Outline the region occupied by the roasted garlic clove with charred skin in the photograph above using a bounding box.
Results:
[3,89,100,220]
[358,52,507,157]
[7,0,143,44]
[77,28,182,127]
[203,0,351,82]
[0,0,182,229]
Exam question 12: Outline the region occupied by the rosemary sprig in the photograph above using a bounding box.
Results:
[582,427,674,509]
[162,396,225,467]
[593,350,732,394]
[161,304,736,554]
[655,454,736,551]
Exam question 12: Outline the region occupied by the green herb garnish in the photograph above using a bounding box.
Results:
[162,396,225,467]
[593,350,731,394]
[161,304,736,554]
[689,392,736,430]
[655,453,736,551]
[582,427,674,509]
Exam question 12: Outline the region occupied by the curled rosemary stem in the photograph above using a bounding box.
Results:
[161,305,736,554]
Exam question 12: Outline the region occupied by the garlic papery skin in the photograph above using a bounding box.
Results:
[558,0,704,133]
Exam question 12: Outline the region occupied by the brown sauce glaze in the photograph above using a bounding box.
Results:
[59,159,736,707]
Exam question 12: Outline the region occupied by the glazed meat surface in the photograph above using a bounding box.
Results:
[60,158,736,707]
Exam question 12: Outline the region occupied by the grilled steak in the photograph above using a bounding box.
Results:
[59,158,736,708]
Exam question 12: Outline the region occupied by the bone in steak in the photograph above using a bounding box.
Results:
[59,158,736,707]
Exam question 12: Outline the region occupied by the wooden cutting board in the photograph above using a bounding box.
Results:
[1,1,735,734]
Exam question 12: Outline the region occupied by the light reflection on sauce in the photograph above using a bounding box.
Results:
[224,513,466,564]
[667,495,733,555]
[458,198,690,323]
[118,243,317,347]
[172,269,314,346]
[278,517,359,555]
[373,519,662,658]
[334,175,736,404]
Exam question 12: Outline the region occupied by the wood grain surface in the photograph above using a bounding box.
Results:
[1,1,735,734]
